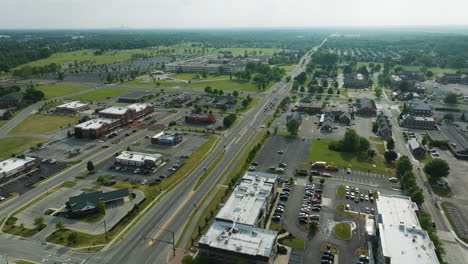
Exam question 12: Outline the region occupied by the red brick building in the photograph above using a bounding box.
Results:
[99,103,154,125]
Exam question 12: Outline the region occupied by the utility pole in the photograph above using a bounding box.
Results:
[104,220,108,242]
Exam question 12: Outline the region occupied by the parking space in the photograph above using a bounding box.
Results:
[338,184,377,216]
[443,203,468,240]
[289,249,304,264]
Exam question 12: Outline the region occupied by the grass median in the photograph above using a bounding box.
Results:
[193,151,225,191]
[334,223,351,240]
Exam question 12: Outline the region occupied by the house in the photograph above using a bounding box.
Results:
[338,112,351,125]
[355,98,377,116]
[376,114,392,137]
[0,92,24,108]
[400,115,436,130]
[436,73,468,85]
[343,73,367,88]
[67,189,129,216]
[408,138,425,157]
[406,99,432,117]
[321,119,334,131]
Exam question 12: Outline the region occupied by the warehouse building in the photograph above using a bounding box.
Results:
[115,151,163,168]
[117,91,154,103]
[74,118,120,139]
[0,156,39,180]
[151,131,183,145]
[371,194,439,264]
[55,101,89,114]
[198,172,278,264]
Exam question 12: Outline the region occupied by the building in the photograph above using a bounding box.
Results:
[198,172,278,264]
[320,119,334,131]
[74,118,120,139]
[355,98,377,116]
[151,131,183,145]
[436,73,468,85]
[408,138,426,157]
[115,151,163,168]
[338,112,351,125]
[166,55,246,75]
[376,114,392,137]
[117,91,154,103]
[67,189,129,215]
[213,96,237,109]
[343,73,367,88]
[396,70,425,81]
[389,75,402,90]
[99,103,154,125]
[406,99,432,117]
[0,156,38,180]
[286,112,302,124]
[400,115,436,130]
[440,123,468,159]
[296,101,322,114]
[55,101,89,114]
[371,194,439,264]
[185,112,216,124]
[0,92,23,108]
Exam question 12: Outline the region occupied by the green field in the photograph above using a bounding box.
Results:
[169,73,230,81]
[0,137,48,161]
[278,237,306,249]
[334,223,351,240]
[277,65,295,73]
[9,114,81,135]
[308,139,392,175]
[185,79,265,92]
[124,78,182,88]
[36,84,91,99]
[67,88,133,101]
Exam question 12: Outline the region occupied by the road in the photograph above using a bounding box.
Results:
[0,39,327,264]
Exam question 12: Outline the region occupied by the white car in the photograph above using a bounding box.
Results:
[0,196,5,201]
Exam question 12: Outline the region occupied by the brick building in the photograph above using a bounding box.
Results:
[0,92,23,108]
[355,98,377,116]
[400,115,436,130]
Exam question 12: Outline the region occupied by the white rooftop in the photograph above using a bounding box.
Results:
[199,220,277,258]
[115,151,162,163]
[56,101,87,109]
[74,118,115,130]
[99,106,128,115]
[216,172,277,226]
[127,103,149,112]
[0,157,36,174]
[376,194,439,264]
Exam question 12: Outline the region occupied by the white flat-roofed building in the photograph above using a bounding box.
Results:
[373,194,439,264]
[99,103,154,124]
[74,118,120,139]
[198,172,278,264]
[216,172,277,227]
[115,151,163,168]
[0,156,38,179]
[55,101,89,113]
[99,106,128,116]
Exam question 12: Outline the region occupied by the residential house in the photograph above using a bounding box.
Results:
[408,138,426,157]
[376,114,392,137]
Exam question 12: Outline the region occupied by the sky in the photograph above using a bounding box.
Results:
[2,0,468,29]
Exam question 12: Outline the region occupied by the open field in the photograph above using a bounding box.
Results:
[277,64,295,73]
[185,79,264,92]
[124,78,182,88]
[9,114,80,135]
[0,137,48,160]
[36,84,90,99]
[67,88,133,101]
[308,139,392,175]
[169,73,230,81]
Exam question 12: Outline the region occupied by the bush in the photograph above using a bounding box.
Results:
[277,245,288,255]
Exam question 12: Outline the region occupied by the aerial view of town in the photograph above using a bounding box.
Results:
[0,1,467,264]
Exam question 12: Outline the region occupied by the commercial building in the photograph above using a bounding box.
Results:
[99,103,154,125]
[117,91,154,103]
[296,101,323,114]
[396,70,425,82]
[0,92,23,108]
[343,73,367,88]
[67,189,129,215]
[400,115,436,130]
[166,55,246,75]
[440,123,468,159]
[55,101,89,114]
[198,172,278,264]
[115,151,163,168]
[436,73,468,85]
[371,194,439,264]
[408,138,426,157]
[406,99,433,117]
[0,156,38,180]
[376,114,392,137]
[74,118,120,139]
[185,112,216,124]
[355,98,377,116]
[151,131,183,145]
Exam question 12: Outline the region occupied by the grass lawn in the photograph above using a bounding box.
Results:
[334,223,351,240]
[238,97,262,113]
[36,84,90,99]
[269,224,286,233]
[67,88,133,101]
[336,185,346,198]
[62,181,77,188]
[0,137,48,161]
[15,260,38,264]
[392,65,468,79]
[193,151,225,191]
[124,78,183,88]
[78,212,105,223]
[277,65,295,73]
[375,142,386,155]
[185,79,262,92]
[278,237,306,250]
[416,154,433,164]
[9,114,80,135]
[308,139,392,175]
[2,224,41,237]
[46,229,107,248]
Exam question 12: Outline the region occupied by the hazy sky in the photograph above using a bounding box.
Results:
[2,0,468,29]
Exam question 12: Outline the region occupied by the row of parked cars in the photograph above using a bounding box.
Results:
[298,183,322,225]
[272,182,293,222]
[345,186,374,203]
[321,249,335,264]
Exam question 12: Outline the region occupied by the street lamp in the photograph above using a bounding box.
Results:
[145,228,176,256]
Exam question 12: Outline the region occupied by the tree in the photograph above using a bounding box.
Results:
[201,69,208,78]
[57,72,65,81]
[223,114,237,128]
[34,217,45,230]
[294,72,307,85]
[242,99,249,108]
[55,219,65,230]
[386,137,395,150]
[358,137,370,153]
[308,174,313,183]
[309,221,318,232]
[97,175,107,185]
[286,120,300,135]
[333,82,339,88]
[87,161,95,172]
[322,80,328,88]
[96,201,106,214]
[232,91,239,97]
[218,90,224,96]
[106,73,114,83]
[411,189,425,205]
[444,93,458,104]
[375,87,383,98]
[368,149,376,158]
[384,151,398,162]
[320,178,325,185]
[289,177,295,185]
[169,121,177,126]
[443,113,454,121]
[204,86,212,94]
[327,88,333,94]
[395,156,413,177]
[424,159,450,179]
[68,231,78,242]
[342,129,361,152]
[372,122,378,133]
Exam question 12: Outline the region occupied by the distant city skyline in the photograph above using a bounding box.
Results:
[2,0,468,29]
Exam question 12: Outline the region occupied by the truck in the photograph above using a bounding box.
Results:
[325,165,339,171]
[310,161,326,168]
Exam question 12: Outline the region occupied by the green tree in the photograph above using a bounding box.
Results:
[424,159,450,179]
[395,156,413,178]
[223,114,237,128]
[242,99,249,107]
[87,161,95,172]
[327,88,333,94]
[55,219,65,230]
[309,221,318,232]
[294,72,307,84]
[96,201,106,214]
[68,231,78,243]
[97,175,107,185]
[201,69,208,78]
[386,137,395,150]
[204,86,212,94]
[286,120,300,135]
[342,129,361,152]
[384,151,398,162]
[233,91,239,97]
[375,87,383,98]
[443,113,454,121]
[106,73,114,83]
[358,137,370,152]
[444,93,458,104]
[410,189,425,205]
[169,121,177,126]
[57,72,65,81]
[34,217,45,230]
[320,178,325,185]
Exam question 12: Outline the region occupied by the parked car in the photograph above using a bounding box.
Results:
[389,177,399,183]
